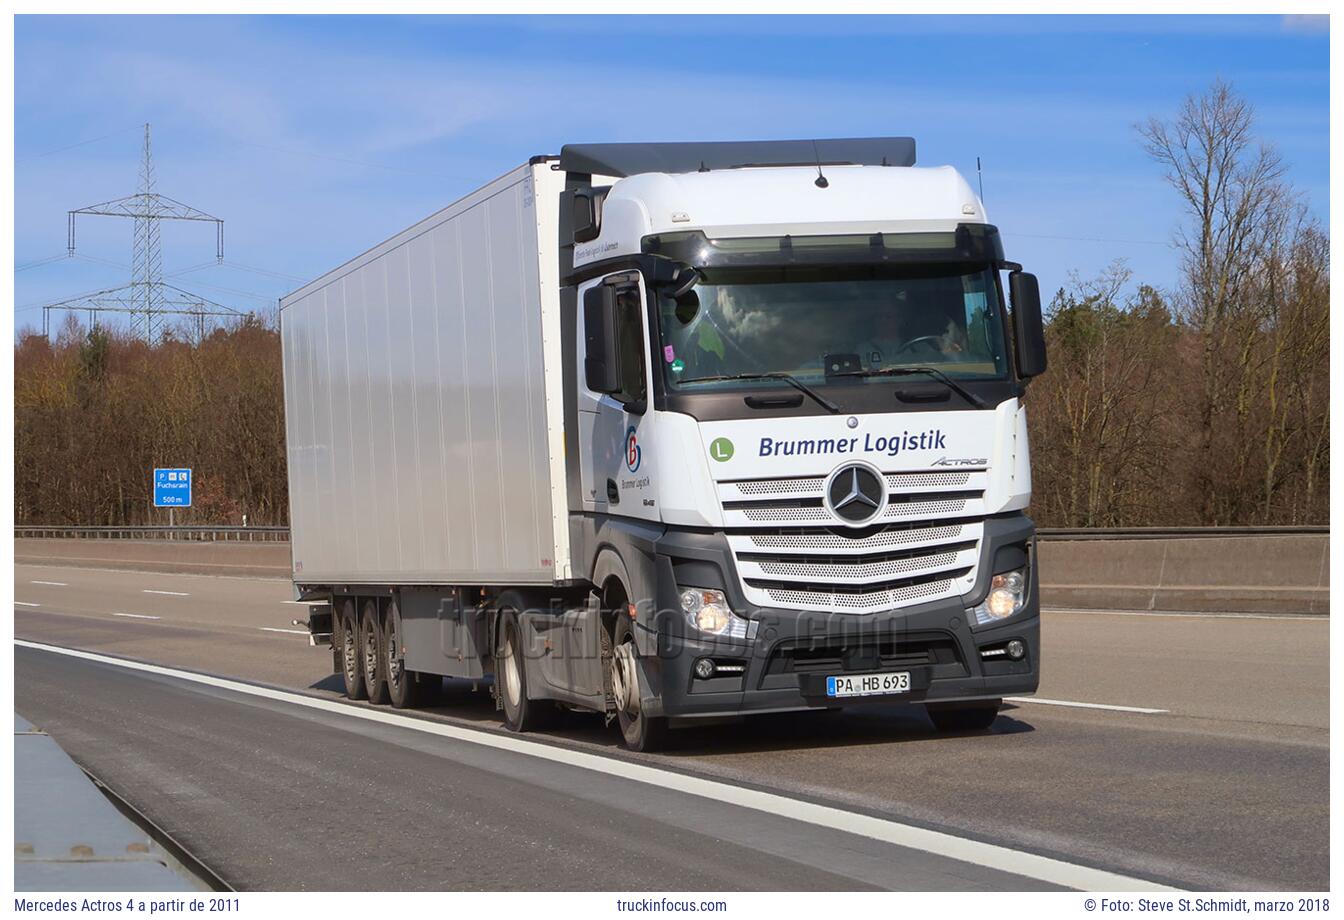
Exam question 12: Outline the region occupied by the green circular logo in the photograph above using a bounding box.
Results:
[709,437,735,462]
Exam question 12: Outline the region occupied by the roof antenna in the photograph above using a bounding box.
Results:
[698,160,709,173]
[811,140,829,189]
[976,156,985,204]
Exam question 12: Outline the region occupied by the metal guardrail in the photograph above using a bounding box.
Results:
[14,524,1328,543]
[14,525,290,542]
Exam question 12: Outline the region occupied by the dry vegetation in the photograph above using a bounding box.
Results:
[14,82,1328,528]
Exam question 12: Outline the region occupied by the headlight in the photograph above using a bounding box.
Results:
[679,587,750,638]
[970,568,1027,626]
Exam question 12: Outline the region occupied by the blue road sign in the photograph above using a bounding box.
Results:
[153,468,192,508]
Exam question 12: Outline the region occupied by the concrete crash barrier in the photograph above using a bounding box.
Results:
[14,713,206,891]
[1039,534,1330,615]
[15,538,291,579]
[16,532,1329,615]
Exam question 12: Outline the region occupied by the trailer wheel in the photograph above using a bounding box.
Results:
[926,700,1001,733]
[337,599,366,701]
[384,600,422,710]
[612,616,667,753]
[496,608,552,732]
[361,600,390,705]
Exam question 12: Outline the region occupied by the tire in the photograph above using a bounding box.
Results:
[337,598,366,701]
[361,599,390,705]
[384,600,422,710]
[495,608,552,733]
[611,616,667,753]
[926,700,1002,733]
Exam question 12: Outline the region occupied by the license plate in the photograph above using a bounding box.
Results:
[826,671,911,698]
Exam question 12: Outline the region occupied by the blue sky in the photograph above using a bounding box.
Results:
[14,14,1330,336]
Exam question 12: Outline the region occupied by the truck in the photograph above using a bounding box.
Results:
[280,137,1047,751]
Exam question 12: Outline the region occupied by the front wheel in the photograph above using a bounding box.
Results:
[611,616,667,752]
[926,700,1001,733]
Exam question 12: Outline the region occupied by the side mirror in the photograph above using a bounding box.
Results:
[572,188,607,244]
[583,284,619,393]
[1009,271,1047,379]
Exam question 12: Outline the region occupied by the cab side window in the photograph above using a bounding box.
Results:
[614,287,646,406]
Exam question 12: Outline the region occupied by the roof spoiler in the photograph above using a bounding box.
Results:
[558,137,916,178]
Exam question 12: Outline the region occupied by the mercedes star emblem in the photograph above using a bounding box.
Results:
[825,463,886,525]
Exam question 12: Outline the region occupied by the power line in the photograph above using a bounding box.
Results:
[73,253,130,271]
[16,253,70,272]
[164,260,222,279]
[169,277,274,304]
[226,136,477,183]
[220,259,307,284]
[18,124,144,160]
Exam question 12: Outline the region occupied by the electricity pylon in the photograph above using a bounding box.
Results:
[42,123,243,341]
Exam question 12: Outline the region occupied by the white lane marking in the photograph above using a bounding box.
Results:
[31,580,68,587]
[1006,697,1169,715]
[1044,607,1324,622]
[284,600,328,605]
[15,639,1177,893]
[15,602,41,608]
[112,613,161,620]
[259,627,308,635]
[141,590,190,597]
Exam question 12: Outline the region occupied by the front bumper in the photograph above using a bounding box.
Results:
[637,514,1040,719]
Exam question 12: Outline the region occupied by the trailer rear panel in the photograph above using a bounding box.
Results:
[281,161,567,587]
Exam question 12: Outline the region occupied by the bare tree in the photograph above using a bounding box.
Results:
[1138,78,1322,524]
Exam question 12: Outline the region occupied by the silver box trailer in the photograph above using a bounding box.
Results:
[280,160,569,587]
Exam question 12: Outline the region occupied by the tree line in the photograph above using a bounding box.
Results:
[13,82,1328,528]
[1030,80,1328,526]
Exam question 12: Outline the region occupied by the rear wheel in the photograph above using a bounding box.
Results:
[337,599,366,701]
[362,600,390,705]
[495,608,552,732]
[612,616,667,752]
[384,600,423,710]
[926,700,1001,733]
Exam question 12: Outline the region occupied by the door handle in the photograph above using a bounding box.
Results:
[606,479,620,504]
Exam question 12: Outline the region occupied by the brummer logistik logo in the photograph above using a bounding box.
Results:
[758,428,947,459]
[625,426,642,473]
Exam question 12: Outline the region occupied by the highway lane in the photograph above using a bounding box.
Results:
[12,561,1330,890]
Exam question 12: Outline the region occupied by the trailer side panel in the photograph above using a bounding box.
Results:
[281,163,563,586]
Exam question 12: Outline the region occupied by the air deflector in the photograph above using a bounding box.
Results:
[559,137,917,178]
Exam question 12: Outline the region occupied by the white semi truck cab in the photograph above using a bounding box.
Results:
[281,137,1048,751]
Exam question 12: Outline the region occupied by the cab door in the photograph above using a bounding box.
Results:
[577,273,658,521]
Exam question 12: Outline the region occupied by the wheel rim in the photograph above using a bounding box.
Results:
[611,640,640,716]
[363,621,378,684]
[386,623,403,691]
[342,615,359,686]
[501,628,521,709]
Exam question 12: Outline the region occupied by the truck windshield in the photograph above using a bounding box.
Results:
[655,265,1009,392]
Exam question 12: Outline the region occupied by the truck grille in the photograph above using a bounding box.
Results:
[718,470,986,613]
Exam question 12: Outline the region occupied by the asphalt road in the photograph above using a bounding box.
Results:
[12,559,1330,891]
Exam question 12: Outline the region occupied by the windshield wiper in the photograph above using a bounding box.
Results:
[830,366,988,409]
[675,372,841,413]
